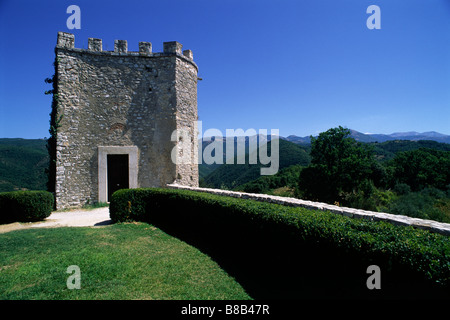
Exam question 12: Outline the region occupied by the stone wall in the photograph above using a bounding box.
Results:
[167,184,450,236]
[54,32,198,209]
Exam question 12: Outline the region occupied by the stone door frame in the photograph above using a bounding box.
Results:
[98,146,138,203]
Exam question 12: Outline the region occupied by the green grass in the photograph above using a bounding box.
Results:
[0,223,251,300]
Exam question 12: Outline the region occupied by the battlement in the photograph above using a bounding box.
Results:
[56,32,195,62]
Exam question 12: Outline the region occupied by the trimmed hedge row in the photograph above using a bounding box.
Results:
[110,188,450,298]
[0,190,54,224]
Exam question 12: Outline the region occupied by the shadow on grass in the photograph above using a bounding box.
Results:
[150,217,449,300]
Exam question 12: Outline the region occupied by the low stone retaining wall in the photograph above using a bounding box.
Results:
[167,184,450,236]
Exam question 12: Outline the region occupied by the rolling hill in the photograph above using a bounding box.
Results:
[200,138,311,189]
[370,139,450,162]
[0,138,49,192]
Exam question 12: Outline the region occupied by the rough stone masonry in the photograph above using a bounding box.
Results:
[54,32,199,209]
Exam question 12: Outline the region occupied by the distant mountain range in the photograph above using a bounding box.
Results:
[283,130,450,144]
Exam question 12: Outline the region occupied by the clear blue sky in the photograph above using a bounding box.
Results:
[0,0,449,139]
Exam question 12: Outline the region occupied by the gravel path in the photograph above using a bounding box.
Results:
[0,207,112,234]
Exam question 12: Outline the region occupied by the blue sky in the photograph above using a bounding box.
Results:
[0,0,449,139]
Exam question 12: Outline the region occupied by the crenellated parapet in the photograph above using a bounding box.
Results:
[56,32,196,68]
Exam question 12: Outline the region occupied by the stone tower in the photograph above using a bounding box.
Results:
[53,32,199,209]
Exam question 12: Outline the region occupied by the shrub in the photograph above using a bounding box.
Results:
[435,198,450,223]
[421,187,446,199]
[110,188,450,299]
[0,190,54,224]
[388,193,430,219]
[394,183,411,195]
[387,191,449,222]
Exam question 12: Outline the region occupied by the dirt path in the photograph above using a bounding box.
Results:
[0,207,112,234]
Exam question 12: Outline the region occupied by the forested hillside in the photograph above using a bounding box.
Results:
[0,139,49,192]
[200,139,310,189]
[370,140,450,162]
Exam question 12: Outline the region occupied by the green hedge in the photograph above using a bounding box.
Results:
[0,190,54,224]
[110,188,450,299]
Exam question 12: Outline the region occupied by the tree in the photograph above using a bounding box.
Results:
[298,126,376,204]
[391,148,450,191]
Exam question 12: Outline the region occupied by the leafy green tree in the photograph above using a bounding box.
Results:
[298,126,376,204]
[391,148,450,191]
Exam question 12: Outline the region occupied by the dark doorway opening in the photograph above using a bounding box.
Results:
[107,154,129,202]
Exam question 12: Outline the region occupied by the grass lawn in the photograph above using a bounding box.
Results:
[0,223,251,300]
